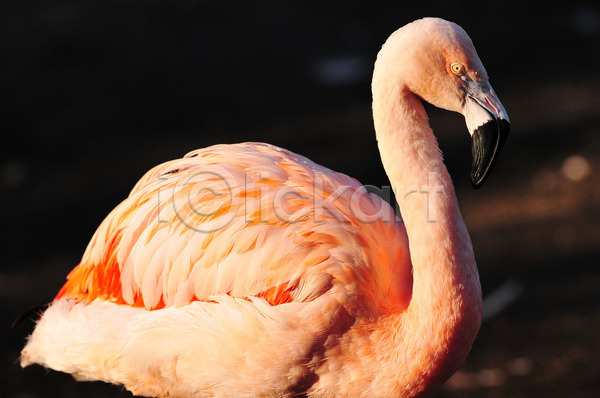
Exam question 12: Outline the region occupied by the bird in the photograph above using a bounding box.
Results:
[20,17,510,397]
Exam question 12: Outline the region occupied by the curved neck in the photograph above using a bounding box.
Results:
[370,73,482,393]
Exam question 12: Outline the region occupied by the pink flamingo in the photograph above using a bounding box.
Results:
[20,18,509,397]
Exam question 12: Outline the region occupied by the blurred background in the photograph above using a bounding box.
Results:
[1,0,599,397]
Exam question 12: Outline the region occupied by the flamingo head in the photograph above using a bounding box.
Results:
[383,17,511,188]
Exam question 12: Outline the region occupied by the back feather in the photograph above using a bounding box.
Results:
[57,143,411,312]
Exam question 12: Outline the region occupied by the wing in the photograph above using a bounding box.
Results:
[57,143,411,310]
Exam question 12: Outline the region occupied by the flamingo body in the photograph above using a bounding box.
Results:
[23,143,412,396]
[21,18,510,397]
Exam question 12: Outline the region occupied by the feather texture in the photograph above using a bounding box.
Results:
[56,143,410,311]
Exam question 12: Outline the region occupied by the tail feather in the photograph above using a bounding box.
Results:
[12,304,49,328]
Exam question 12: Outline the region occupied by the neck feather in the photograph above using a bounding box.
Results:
[370,72,482,394]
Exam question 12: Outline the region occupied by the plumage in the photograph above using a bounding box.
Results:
[20,18,510,397]
[54,143,407,311]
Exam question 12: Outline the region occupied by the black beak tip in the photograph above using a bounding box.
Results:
[470,119,510,189]
[470,176,485,190]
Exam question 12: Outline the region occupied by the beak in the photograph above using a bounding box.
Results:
[462,81,510,189]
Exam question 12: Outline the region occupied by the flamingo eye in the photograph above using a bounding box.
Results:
[451,62,465,75]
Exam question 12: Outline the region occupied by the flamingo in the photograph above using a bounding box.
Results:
[20,17,509,397]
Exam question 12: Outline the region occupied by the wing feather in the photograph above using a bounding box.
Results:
[57,143,411,310]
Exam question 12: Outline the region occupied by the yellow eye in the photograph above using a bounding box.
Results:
[451,62,465,75]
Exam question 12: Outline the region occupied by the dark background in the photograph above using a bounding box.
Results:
[2,1,599,397]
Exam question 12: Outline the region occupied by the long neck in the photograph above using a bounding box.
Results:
[371,72,482,393]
